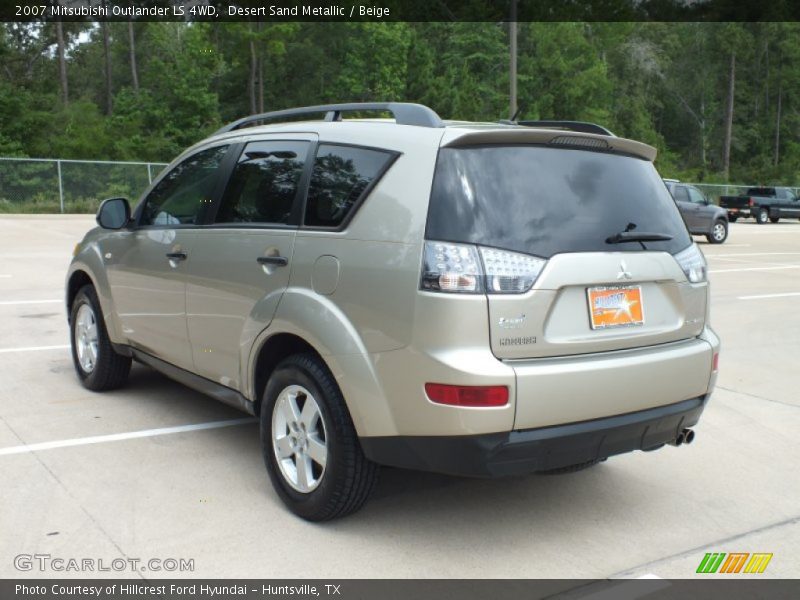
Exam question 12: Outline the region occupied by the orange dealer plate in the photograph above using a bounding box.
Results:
[587,285,645,330]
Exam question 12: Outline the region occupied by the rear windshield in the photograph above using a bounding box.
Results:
[426,146,691,258]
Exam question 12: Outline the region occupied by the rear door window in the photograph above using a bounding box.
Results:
[673,186,690,203]
[215,141,310,225]
[304,144,396,228]
[426,145,691,258]
[687,187,706,204]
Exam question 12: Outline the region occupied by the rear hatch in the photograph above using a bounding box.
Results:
[423,135,707,360]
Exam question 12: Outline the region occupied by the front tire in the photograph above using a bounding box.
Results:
[707,219,728,244]
[70,285,131,391]
[755,208,769,224]
[260,354,378,521]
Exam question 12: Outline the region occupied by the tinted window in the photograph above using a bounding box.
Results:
[215,141,309,225]
[426,146,691,258]
[687,187,706,204]
[746,187,775,197]
[673,186,690,203]
[140,146,229,226]
[304,144,394,227]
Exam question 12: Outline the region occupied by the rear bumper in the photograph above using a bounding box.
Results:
[726,208,751,217]
[360,395,708,477]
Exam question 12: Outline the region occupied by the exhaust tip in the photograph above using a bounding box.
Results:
[668,432,685,447]
[682,428,696,445]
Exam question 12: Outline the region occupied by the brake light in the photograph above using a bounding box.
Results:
[479,246,546,293]
[421,240,546,294]
[712,352,719,372]
[674,244,707,283]
[421,241,483,293]
[749,197,754,206]
[425,383,509,407]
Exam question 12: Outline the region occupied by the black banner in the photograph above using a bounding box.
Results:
[3,0,800,22]
[2,579,800,600]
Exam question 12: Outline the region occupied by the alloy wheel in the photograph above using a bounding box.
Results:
[271,385,328,493]
[74,304,99,374]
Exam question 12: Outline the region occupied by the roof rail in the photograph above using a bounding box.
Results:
[215,102,445,135]
[516,120,615,137]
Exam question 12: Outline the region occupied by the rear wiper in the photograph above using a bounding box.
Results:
[605,231,674,244]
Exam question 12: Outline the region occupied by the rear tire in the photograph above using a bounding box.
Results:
[755,208,769,224]
[260,354,378,521]
[538,458,604,475]
[706,219,728,244]
[70,285,131,391]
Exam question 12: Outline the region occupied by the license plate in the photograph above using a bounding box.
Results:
[587,286,645,330]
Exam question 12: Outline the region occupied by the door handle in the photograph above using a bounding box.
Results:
[257,256,289,267]
[166,252,187,261]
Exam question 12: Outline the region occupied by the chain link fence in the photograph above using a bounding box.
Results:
[685,183,800,204]
[0,157,168,214]
[1,156,798,213]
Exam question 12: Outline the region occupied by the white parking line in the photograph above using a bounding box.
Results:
[0,299,62,306]
[636,574,664,579]
[0,344,70,354]
[706,252,800,257]
[0,418,257,457]
[0,274,11,278]
[709,265,800,273]
[738,292,800,301]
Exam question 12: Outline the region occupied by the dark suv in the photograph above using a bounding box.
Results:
[664,180,728,244]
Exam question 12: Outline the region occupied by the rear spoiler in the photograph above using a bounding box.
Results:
[440,128,657,162]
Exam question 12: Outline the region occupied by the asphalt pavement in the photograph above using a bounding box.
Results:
[0,215,798,580]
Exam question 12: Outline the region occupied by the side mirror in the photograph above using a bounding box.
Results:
[96,197,131,230]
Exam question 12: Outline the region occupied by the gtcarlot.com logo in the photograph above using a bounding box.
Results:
[696,552,773,574]
[14,554,194,573]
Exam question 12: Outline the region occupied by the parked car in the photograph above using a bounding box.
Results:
[719,186,800,224]
[663,179,729,244]
[67,103,720,520]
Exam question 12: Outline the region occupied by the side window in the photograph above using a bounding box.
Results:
[687,187,706,204]
[304,144,395,228]
[215,141,309,225]
[140,146,229,226]
[673,186,690,203]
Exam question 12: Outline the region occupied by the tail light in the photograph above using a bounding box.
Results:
[712,352,719,372]
[421,241,483,293]
[748,197,754,206]
[425,383,509,407]
[421,241,546,294]
[674,244,707,283]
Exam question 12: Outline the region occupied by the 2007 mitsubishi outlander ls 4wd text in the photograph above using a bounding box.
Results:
[66,103,720,521]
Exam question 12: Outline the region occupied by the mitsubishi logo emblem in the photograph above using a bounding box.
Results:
[617,260,633,280]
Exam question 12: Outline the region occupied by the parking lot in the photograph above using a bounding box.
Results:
[1,214,798,579]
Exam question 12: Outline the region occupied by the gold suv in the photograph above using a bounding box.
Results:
[67,103,720,520]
